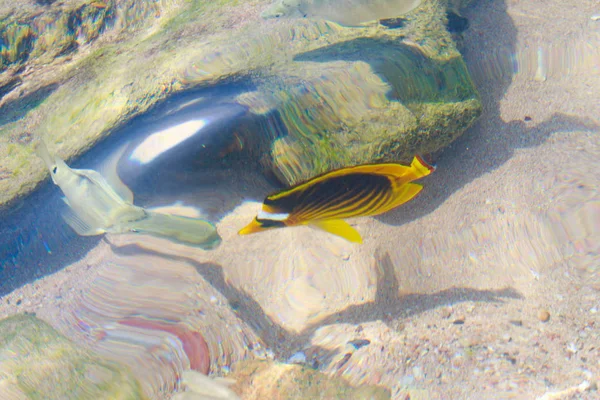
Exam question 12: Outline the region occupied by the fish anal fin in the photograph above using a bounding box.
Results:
[312,220,362,244]
[61,207,105,236]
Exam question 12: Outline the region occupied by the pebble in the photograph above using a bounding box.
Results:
[453,316,466,325]
[440,306,453,319]
[538,309,551,322]
[287,351,307,365]
[348,339,371,350]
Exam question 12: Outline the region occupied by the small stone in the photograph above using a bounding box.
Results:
[453,316,465,325]
[510,320,523,327]
[440,306,453,319]
[348,339,371,350]
[537,309,550,322]
[451,353,465,367]
[16,299,22,306]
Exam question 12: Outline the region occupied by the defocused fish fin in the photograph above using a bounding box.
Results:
[312,220,362,243]
[388,182,423,209]
[97,142,134,203]
[61,207,104,236]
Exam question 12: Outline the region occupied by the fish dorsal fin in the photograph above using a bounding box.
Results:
[267,158,433,202]
[97,143,134,204]
[312,220,363,244]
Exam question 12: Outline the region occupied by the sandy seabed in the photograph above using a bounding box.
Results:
[1,0,599,399]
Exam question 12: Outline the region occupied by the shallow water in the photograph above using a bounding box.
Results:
[1,0,599,399]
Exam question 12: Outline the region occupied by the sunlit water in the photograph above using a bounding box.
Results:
[0,0,599,399]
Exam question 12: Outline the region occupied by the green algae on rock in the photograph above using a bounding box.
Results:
[0,0,480,209]
[0,313,147,400]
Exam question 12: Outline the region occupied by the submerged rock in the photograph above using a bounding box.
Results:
[0,0,480,209]
[260,0,423,26]
[0,313,146,399]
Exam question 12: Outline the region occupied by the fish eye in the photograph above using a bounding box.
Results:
[52,166,57,174]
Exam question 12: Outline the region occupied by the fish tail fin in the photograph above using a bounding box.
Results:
[128,211,222,249]
[34,139,55,171]
[312,220,363,243]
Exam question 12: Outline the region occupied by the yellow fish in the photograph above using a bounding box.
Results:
[239,155,434,243]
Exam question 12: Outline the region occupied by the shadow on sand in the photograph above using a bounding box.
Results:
[377,0,600,226]
[112,243,522,368]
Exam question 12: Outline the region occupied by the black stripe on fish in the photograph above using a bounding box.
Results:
[265,173,394,222]
[255,218,287,228]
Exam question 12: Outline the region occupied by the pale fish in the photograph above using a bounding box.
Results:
[35,140,221,250]
[261,0,423,26]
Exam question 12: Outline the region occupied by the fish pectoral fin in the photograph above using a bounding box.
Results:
[61,208,105,236]
[312,220,363,244]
